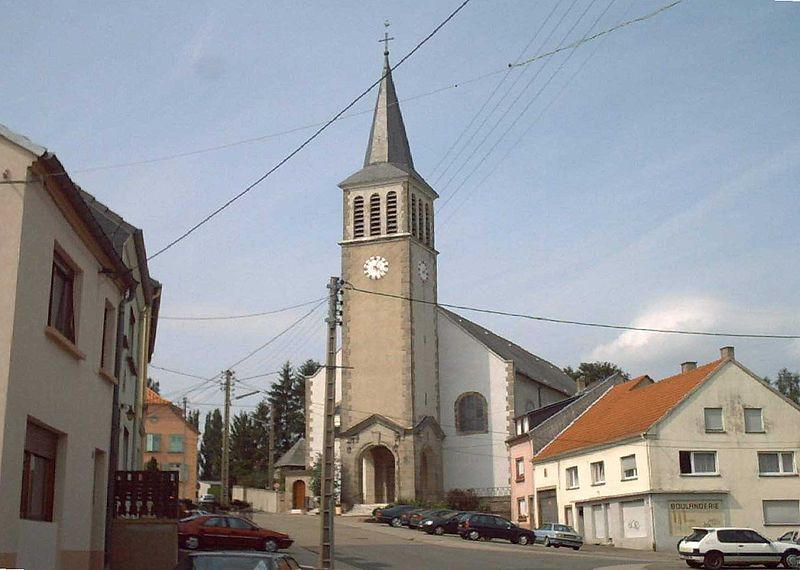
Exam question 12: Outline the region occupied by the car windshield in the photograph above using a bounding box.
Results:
[685,529,710,542]
[554,525,575,533]
[190,554,278,570]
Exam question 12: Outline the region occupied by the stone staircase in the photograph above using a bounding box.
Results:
[342,503,384,517]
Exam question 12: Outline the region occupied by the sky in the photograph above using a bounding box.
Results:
[4,0,799,414]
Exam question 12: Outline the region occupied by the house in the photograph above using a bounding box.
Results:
[531,347,800,551]
[143,388,199,500]
[274,438,312,512]
[0,124,160,570]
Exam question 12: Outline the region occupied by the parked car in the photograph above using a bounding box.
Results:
[777,530,800,544]
[411,509,457,530]
[457,513,537,545]
[174,551,311,569]
[199,494,217,505]
[420,511,469,536]
[677,527,800,569]
[534,523,583,550]
[178,514,293,552]
[373,504,416,527]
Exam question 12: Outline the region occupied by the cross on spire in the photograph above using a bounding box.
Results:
[380,20,394,56]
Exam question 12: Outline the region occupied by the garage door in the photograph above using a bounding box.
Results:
[537,490,558,525]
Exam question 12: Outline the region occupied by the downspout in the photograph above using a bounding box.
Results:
[134,304,150,469]
[104,286,135,570]
[644,433,657,551]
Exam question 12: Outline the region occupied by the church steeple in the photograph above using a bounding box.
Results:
[363,52,414,169]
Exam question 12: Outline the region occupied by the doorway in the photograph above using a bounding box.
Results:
[292,480,306,510]
[361,445,396,503]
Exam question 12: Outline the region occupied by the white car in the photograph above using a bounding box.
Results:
[677,527,800,569]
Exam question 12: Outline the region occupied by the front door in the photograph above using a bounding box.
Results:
[293,480,306,510]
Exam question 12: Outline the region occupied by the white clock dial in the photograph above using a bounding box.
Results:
[417,261,429,282]
[363,256,389,280]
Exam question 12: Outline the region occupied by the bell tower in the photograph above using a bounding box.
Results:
[338,42,443,506]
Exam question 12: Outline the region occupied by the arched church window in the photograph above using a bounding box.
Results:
[369,193,381,236]
[353,196,365,238]
[386,191,398,234]
[411,194,418,237]
[424,203,432,246]
[417,200,425,243]
[455,392,488,434]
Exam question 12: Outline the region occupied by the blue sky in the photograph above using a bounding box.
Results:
[4,1,799,411]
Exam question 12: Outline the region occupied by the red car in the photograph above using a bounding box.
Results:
[178,514,293,552]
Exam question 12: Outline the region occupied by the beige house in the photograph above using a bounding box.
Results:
[531,347,800,551]
[0,124,160,570]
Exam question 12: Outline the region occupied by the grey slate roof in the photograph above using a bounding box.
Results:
[0,123,46,157]
[439,307,576,396]
[78,188,137,256]
[275,438,306,468]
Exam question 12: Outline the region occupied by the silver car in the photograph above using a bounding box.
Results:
[535,523,583,550]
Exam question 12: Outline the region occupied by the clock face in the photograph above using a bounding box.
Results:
[363,256,389,280]
[417,261,429,282]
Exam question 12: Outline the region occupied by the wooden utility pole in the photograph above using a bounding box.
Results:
[319,276,340,570]
[221,369,233,508]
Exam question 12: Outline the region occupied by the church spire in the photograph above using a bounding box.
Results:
[363,26,414,169]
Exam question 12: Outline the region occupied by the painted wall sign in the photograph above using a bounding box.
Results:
[669,500,723,536]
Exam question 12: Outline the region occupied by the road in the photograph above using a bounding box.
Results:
[252,512,689,570]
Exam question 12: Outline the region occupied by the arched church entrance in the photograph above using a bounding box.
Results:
[361,445,396,503]
[292,480,306,510]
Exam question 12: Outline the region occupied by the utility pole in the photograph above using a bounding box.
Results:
[268,402,276,487]
[319,276,341,570]
[221,369,233,508]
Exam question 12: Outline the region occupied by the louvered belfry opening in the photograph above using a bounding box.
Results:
[424,203,432,246]
[411,194,418,237]
[386,191,398,234]
[417,199,425,244]
[353,196,365,238]
[369,193,381,236]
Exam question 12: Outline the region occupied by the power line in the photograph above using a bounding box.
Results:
[149,364,209,380]
[146,0,473,262]
[159,296,326,321]
[343,284,800,340]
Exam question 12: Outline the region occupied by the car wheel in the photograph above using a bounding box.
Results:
[544,537,551,547]
[390,517,402,528]
[434,526,445,536]
[468,530,481,541]
[703,551,724,570]
[783,550,799,569]
[184,535,200,550]
[263,539,278,553]
[517,534,530,546]
[572,546,580,551]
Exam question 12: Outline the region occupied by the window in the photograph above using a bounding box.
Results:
[99,301,115,371]
[763,500,800,525]
[424,203,432,246]
[744,408,764,433]
[566,466,579,489]
[385,191,397,234]
[203,517,228,528]
[621,455,638,480]
[679,451,718,475]
[169,434,185,453]
[369,193,381,236]
[20,421,58,521]
[48,250,76,341]
[758,452,795,475]
[411,194,418,237]
[227,517,255,530]
[145,433,161,452]
[352,196,365,238]
[704,408,724,432]
[517,497,528,520]
[515,458,525,482]
[417,200,424,242]
[455,392,487,433]
[590,461,605,485]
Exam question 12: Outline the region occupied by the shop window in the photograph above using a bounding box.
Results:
[20,421,58,521]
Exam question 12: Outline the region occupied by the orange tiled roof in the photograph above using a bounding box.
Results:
[146,388,172,405]
[534,359,724,461]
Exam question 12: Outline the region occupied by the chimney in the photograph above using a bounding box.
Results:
[576,375,586,393]
[720,346,735,361]
[681,361,697,373]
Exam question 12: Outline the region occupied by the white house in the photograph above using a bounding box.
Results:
[532,347,800,551]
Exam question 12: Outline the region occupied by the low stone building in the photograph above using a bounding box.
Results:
[531,347,800,551]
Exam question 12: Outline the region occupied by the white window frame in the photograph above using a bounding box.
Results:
[590,461,605,485]
[758,451,796,476]
[566,466,579,490]
[620,454,638,480]
[680,450,719,476]
[515,457,525,481]
[744,407,765,433]
[517,497,528,520]
[703,407,724,432]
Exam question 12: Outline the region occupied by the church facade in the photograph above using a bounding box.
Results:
[305,50,575,508]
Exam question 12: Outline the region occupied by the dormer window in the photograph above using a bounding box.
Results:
[369,193,381,236]
[353,196,365,238]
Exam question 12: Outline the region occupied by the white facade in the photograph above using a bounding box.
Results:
[533,358,800,551]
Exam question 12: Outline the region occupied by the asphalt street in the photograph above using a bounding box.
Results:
[252,512,689,570]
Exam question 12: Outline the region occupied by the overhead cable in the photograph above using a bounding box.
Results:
[159,296,326,321]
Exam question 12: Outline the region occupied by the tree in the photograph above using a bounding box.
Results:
[147,377,160,394]
[268,362,300,457]
[229,411,259,486]
[765,368,800,404]
[563,361,629,387]
[199,408,223,480]
[187,409,200,431]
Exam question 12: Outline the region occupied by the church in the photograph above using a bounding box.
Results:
[305,47,576,510]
